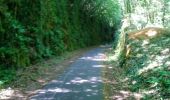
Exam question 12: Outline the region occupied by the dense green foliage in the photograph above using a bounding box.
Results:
[125,34,170,99]
[0,0,121,85]
[109,0,170,99]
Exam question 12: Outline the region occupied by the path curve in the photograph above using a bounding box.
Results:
[30,45,108,100]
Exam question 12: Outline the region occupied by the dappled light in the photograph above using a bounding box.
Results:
[128,27,169,40]
[0,88,14,99]
[93,65,105,68]
[138,44,170,74]
[0,0,121,96]
[80,54,106,62]
[121,0,170,30]
[1,0,170,99]
[111,90,143,100]
[103,52,144,100]
[0,88,25,100]
[30,47,108,100]
[120,18,170,99]
[104,0,170,99]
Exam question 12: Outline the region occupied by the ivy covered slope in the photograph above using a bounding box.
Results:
[0,1,121,83]
[125,28,170,99]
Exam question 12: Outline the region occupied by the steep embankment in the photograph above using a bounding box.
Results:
[0,0,121,87]
[125,27,170,99]
[104,27,170,99]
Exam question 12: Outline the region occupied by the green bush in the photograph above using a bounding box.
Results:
[0,0,121,84]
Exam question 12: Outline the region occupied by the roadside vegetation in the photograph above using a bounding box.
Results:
[0,0,121,88]
[1,0,170,100]
[104,0,170,99]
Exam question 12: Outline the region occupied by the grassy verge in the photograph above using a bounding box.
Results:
[103,48,139,100]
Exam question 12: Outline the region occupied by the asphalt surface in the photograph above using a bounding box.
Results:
[30,46,108,100]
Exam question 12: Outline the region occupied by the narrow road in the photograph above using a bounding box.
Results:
[30,46,108,100]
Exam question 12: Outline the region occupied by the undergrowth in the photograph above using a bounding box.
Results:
[0,0,121,87]
[122,30,170,99]
[106,24,170,99]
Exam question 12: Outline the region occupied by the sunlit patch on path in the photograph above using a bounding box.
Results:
[30,45,109,100]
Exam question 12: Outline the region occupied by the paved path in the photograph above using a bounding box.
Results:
[30,46,108,100]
